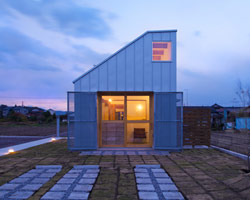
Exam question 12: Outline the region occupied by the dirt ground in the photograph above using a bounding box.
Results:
[0,140,250,200]
[0,122,67,136]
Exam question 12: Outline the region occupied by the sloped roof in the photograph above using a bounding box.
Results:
[73,30,177,83]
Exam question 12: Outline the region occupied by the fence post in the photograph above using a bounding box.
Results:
[56,115,60,137]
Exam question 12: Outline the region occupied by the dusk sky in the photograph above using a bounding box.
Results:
[0,0,250,110]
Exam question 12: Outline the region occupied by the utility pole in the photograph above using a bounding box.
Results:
[184,89,189,106]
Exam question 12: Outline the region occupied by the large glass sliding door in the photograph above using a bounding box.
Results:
[101,96,124,146]
[100,94,152,147]
[126,96,151,147]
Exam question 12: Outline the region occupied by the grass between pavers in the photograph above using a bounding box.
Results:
[0,140,250,200]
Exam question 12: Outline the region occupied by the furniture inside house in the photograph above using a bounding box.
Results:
[133,128,147,143]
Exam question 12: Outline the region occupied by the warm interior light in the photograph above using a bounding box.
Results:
[108,99,112,102]
[8,149,14,153]
[137,104,143,111]
[51,138,56,142]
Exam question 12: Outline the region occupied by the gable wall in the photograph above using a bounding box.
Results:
[74,31,176,92]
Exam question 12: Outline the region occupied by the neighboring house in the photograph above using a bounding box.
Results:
[1,105,46,118]
[210,103,243,130]
[13,106,29,115]
[48,109,55,115]
[235,106,250,130]
[211,104,224,130]
[2,107,10,117]
[25,107,44,119]
[31,108,44,113]
[236,118,250,130]
[68,30,183,150]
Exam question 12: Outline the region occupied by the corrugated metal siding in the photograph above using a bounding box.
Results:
[154,92,183,149]
[74,31,176,92]
[68,92,97,150]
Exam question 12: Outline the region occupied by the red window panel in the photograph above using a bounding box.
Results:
[153,56,162,60]
[153,50,164,55]
[152,43,168,48]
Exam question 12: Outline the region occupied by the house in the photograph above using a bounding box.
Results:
[68,30,183,150]
[47,109,55,115]
[13,106,29,115]
[2,107,10,117]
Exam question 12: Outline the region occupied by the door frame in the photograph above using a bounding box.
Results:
[97,92,154,148]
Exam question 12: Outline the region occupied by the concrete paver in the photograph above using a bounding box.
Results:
[136,178,152,184]
[10,178,31,184]
[156,178,173,184]
[73,184,93,191]
[80,150,169,155]
[21,184,43,191]
[82,173,98,178]
[135,173,150,178]
[163,191,184,200]
[137,184,155,191]
[57,178,75,184]
[68,192,89,199]
[50,184,71,191]
[41,165,99,200]
[135,165,184,200]
[63,173,79,178]
[39,173,56,178]
[31,178,50,184]
[139,191,159,199]
[153,172,169,178]
[41,191,65,199]
[0,165,61,200]
[0,191,9,198]
[0,184,20,190]
[79,178,96,184]
[9,191,33,199]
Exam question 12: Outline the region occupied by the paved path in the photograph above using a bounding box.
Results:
[0,137,46,149]
[0,165,62,199]
[0,137,65,156]
[41,165,99,200]
[135,165,184,200]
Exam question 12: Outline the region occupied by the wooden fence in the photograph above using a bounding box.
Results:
[183,107,211,146]
[211,131,250,155]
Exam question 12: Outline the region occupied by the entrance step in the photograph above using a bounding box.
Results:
[80,150,169,156]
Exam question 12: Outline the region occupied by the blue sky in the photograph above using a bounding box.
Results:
[0,0,250,110]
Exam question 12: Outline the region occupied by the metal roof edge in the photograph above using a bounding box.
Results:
[72,30,177,83]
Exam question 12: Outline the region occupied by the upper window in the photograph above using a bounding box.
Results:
[152,42,171,61]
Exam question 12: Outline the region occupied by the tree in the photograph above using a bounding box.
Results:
[236,80,250,108]
[236,80,250,171]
